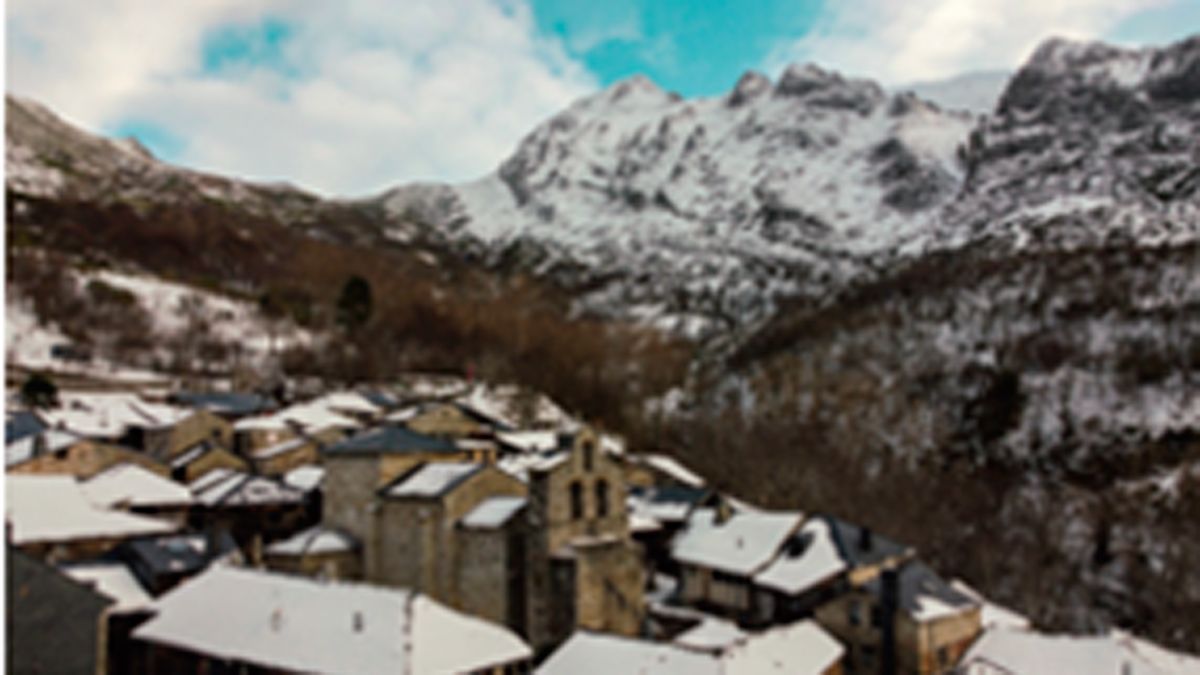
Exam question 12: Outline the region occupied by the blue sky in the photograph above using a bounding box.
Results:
[7,0,1199,195]
[529,0,826,97]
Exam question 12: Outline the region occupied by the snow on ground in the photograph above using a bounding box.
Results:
[81,268,312,358]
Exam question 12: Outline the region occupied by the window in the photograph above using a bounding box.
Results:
[848,599,861,626]
[595,479,609,518]
[937,646,951,667]
[582,440,595,471]
[570,481,584,520]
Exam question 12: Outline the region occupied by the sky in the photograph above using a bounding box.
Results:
[7,0,1199,196]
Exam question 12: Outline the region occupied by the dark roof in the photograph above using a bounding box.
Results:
[5,411,46,444]
[119,531,238,580]
[324,425,457,456]
[639,485,712,506]
[824,515,910,569]
[173,391,273,416]
[360,389,398,410]
[7,546,112,675]
[864,560,978,618]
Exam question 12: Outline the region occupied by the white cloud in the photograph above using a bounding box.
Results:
[768,0,1175,85]
[7,0,598,196]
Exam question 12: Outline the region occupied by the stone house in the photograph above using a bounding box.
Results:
[187,469,311,551]
[8,431,170,479]
[672,506,806,623]
[250,427,343,477]
[168,441,249,482]
[405,401,511,439]
[321,424,483,545]
[752,516,913,626]
[263,525,361,580]
[813,560,981,675]
[372,463,527,614]
[133,409,233,464]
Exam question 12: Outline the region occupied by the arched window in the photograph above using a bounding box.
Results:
[582,440,595,472]
[570,481,584,520]
[595,479,609,518]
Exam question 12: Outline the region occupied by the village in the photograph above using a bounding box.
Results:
[6,374,1198,674]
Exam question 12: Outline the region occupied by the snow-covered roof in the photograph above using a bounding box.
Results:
[951,579,1031,630]
[753,517,846,595]
[189,470,304,507]
[6,428,83,467]
[960,627,1200,675]
[672,509,804,576]
[234,401,360,434]
[40,392,192,438]
[496,430,560,454]
[455,383,576,430]
[541,620,844,675]
[720,620,845,674]
[538,631,719,675]
[460,496,527,529]
[640,453,707,488]
[250,435,310,460]
[265,525,359,557]
[672,617,747,652]
[498,450,568,483]
[311,391,381,416]
[6,474,177,544]
[62,562,153,613]
[385,462,481,498]
[81,463,194,509]
[283,464,326,493]
[133,566,532,674]
[627,485,712,527]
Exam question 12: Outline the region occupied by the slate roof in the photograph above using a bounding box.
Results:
[825,515,911,569]
[8,547,112,675]
[5,410,46,444]
[863,560,978,621]
[173,391,273,417]
[324,425,457,456]
[120,531,238,580]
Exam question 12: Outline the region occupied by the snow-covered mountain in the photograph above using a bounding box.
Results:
[381,66,975,337]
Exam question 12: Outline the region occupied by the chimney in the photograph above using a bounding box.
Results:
[880,567,899,675]
[859,525,873,551]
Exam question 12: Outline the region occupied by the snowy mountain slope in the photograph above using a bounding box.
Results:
[700,35,1200,651]
[381,67,975,336]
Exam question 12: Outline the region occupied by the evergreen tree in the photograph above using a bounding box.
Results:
[336,275,373,331]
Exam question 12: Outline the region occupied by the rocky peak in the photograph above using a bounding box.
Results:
[774,63,885,115]
[727,71,771,107]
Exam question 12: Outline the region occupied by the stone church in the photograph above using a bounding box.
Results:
[319,425,645,654]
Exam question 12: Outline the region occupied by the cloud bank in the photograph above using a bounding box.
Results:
[8,0,597,196]
[769,0,1175,84]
